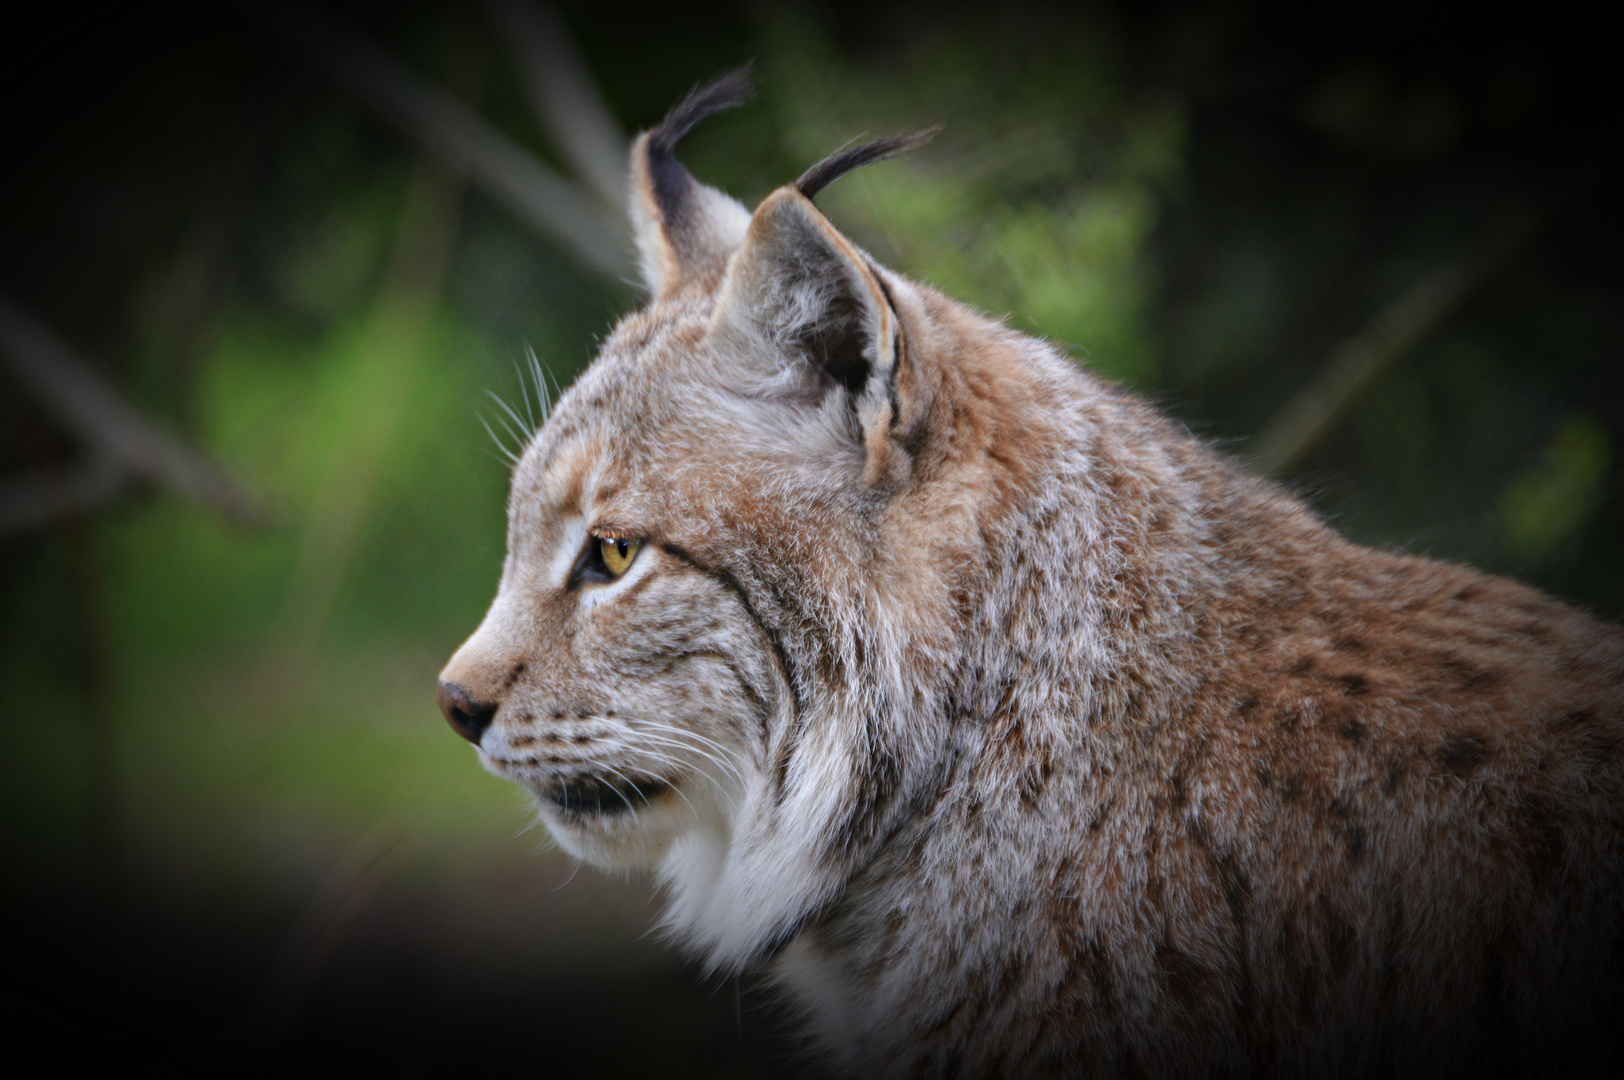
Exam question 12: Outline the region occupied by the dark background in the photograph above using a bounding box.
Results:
[2,1,1619,1074]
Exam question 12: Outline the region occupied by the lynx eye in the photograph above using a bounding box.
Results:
[600,536,640,577]
[567,533,645,589]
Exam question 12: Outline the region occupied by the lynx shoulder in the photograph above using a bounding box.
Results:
[438,72,1624,1078]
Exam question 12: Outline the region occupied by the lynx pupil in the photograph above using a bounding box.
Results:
[601,537,639,577]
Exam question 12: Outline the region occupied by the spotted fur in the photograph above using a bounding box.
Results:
[439,76,1624,1078]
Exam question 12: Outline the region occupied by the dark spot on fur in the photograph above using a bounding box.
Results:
[1085,797,1112,833]
[1331,635,1368,653]
[1554,708,1595,732]
[1436,651,1500,693]
[1085,939,1119,1019]
[1290,656,1316,676]
[1256,767,1273,789]
[1168,769,1188,810]
[1337,720,1367,742]
[1346,824,1367,862]
[1437,732,1491,774]
[550,709,564,720]
[1515,621,1553,643]
[503,662,526,689]
[571,734,591,744]
[833,728,904,851]
[1154,940,1210,1006]
[1338,673,1370,696]
[1236,694,1260,715]
[1280,775,1303,803]
[1019,752,1055,809]
[1518,798,1565,884]
[976,947,1028,1023]
[1185,814,1213,851]
[1383,756,1407,795]
[1212,850,1251,931]
[1454,584,1483,602]
[1319,901,1356,979]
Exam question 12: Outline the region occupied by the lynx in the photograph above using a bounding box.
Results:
[437,72,1624,1077]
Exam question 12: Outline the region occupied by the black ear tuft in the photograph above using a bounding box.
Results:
[645,66,755,228]
[795,127,939,200]
[647,65,756,154]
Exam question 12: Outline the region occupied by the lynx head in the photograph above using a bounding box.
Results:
[438,72,1073,968]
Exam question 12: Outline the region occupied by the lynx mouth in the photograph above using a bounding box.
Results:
[545,773,673,816]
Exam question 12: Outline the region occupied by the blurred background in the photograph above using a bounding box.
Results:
[2,1,1619,1073]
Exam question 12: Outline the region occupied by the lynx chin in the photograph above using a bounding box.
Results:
[438,71,1624,1078]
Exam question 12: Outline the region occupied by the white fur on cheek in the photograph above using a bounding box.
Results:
[547,516,587,590]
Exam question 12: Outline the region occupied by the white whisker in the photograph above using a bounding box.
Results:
[486,407,527,455]
[632,728,747,790]
[514,359,536,433]
[634,721,748,785]
[532,347,561,421]
[485,388,534,447]
[591,736,703,818]
[631,716,733,756]
[525,344,554,424]
[630,751,700,817]
[551,860,582,891]
[479,413,520,466]
[594,762,646,817]
[627,726,743,785]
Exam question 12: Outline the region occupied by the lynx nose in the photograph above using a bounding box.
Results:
[438,681,496,744]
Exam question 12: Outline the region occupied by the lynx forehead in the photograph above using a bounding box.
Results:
[439,71,1624,1078]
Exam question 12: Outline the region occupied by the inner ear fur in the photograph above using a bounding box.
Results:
[719,188,897,398]
[716,188,917,485]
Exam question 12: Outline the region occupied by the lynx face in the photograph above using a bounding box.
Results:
[438,76,942,895]
[439,312,785,869]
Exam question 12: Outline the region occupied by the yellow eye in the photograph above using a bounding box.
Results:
[600,536,641,577]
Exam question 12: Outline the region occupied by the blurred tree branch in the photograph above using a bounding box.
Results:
[152,62,307,427]
[249,0,632,281]
[273,34,481,667]
[484,0,628,211]
[1247,203,1546,477]
[0,295,268,535]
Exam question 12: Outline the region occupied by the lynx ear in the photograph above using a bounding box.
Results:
[630,70,754,296]
[715,187,912,484]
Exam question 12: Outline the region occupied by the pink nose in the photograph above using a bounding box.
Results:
[437,681,496,744]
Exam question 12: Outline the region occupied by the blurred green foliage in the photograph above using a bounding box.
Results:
[1,0,1619,1071]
